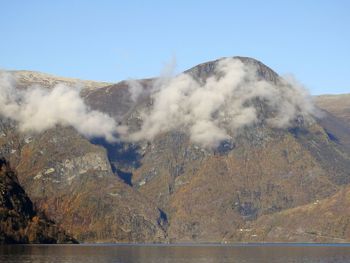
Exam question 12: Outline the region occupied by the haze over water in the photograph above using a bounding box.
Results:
[1,244,350,263]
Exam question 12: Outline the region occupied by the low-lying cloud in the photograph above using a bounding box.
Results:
[127,58,318,147]
[0,58,319,148]
[0,71,121,142]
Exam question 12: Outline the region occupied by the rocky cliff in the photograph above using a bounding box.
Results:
[0,157,77,244]
[0,124,167,243]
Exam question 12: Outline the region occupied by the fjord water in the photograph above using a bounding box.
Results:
[1,244,350,263]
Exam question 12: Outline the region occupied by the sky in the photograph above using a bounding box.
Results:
[0,0,349,95]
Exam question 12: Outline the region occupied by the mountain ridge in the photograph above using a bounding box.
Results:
[10,70,112,91]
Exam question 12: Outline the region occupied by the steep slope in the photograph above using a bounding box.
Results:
[0,121,166,243]
[0,157,76,244]
[126,120,349,242]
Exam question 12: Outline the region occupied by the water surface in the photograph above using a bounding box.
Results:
[1,243,350,263]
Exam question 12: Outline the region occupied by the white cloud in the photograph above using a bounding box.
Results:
[126,58,318,147]
[0,71,122,142]
[0,57,318,148]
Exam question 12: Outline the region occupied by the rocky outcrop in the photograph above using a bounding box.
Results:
[0,157,77,244]
[0,125,167,243]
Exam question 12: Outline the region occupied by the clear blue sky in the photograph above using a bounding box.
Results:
[1,1,349,95]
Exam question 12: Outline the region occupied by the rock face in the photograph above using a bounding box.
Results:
[0,157,76,244]
[0,125,167,243]
[0,56,350,243]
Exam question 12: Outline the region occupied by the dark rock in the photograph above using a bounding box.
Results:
[0,158,77,244]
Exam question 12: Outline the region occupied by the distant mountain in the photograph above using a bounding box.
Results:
[315,93,350,126]
[1,57,350,243]
[314,94,350,151]
[10,70,111,90]
[239,185,350,242]
[0,158,77,244]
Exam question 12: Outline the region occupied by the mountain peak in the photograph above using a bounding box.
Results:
[185,56,279,84]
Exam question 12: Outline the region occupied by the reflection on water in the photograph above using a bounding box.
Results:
[1,244,350,263]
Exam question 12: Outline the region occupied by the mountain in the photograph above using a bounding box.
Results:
[10,70,111,90]
[314,94,350,151]
[315,94,350,126]
[239,185,350,242]
[0,157,76,244]
[0,57,350,243]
